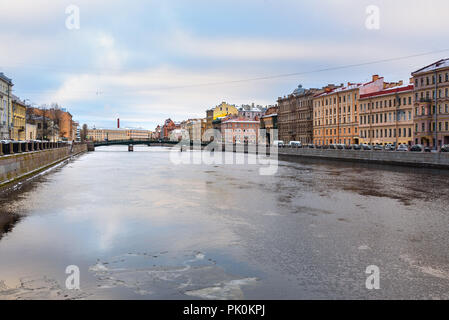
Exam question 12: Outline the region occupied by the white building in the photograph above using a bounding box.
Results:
[0,72,13,140]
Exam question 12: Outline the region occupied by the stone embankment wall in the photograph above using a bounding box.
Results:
[0,144,87,187]
[278,148,449,169]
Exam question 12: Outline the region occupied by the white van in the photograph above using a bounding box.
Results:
[289,141,302,147]
[273,140,285,147]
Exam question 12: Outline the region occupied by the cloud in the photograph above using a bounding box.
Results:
[167,30,410,62]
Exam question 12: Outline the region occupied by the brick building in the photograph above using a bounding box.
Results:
[278,85,327,144]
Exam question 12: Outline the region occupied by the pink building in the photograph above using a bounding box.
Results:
[221,118,259,144]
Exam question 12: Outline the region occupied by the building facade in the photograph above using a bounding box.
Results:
[11,95,27,141]
[359,84,414,146]
[186,118,206,142]
[87,128,152,142]
[206,102,239,131]
[238,104,265,121]
[278,85,323,144]
[411,59,449,149]
[26,123,37,140]
[27,107,74,141]
[161,118,176,140]
[221,118,259,144]
[26,113,60,141]
[260,106,278,144]
[313,83,361,146]
[0,72,13,140]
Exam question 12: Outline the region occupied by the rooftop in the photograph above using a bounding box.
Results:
[0,72,13,85]
[412,58,449,75]
[359,84,414,100]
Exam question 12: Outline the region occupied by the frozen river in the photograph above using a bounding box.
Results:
[1,145,449,299]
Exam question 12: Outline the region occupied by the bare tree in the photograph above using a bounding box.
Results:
[81,124,88,142]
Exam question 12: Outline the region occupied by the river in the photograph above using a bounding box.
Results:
[1,145,449,299]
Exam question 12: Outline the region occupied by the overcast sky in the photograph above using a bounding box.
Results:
[1,0,448,130]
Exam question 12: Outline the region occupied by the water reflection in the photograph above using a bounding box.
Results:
[1,145,449,299]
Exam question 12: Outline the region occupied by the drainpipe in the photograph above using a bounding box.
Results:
[434,70,438,151]
[7,84,11,139]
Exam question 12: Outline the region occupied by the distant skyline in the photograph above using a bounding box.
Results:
[1,0,449,130]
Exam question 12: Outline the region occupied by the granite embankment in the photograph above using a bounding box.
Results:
[0,144,87,188]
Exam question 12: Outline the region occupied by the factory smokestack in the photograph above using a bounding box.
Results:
[117,118,120,129]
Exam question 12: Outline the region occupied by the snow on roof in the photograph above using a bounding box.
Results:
[314,83,362,98]
[262,113,277,118]
[412,58,449,75]
[222,118,259,124]
[0,72,13,85]
[359,84,414,100]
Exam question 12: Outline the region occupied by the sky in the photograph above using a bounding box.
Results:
[0,0,448,130]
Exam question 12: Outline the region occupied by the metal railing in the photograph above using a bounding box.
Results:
[0,140,73,156]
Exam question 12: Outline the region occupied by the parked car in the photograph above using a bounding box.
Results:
[384,144,395,151]
[315,145,322,149]
[344,144,352,150]
[336,144,345,150]
[307,144,315,148]
[289,141,302,148]
[424,147,432,152]
[441,145,449,152]
[373,144,383,151]
[361,144,372,150]
[352,144,361,150]
[410,144,424,152]
[397,144,409,152]
[273,140,285,147]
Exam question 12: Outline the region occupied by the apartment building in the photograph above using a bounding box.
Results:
[278,85,324,144]
[359,83,414,146]
[411,59,449,149]
[11,95,27,141]
[313,83,361,146]
[0,72,13,140]
[221,117,259,144]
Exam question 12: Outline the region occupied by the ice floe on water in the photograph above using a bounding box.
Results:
[0,250,258,299]
[185,277,258,300]
[88,250,258,299]
[0,276,89,300]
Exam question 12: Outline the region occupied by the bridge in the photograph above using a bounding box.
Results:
[93,140,179,147]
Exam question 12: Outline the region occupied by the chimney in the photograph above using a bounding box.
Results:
[117,118,120,129]
[398,80,403,86]
[410,77,414,84]
[372,75,379,82]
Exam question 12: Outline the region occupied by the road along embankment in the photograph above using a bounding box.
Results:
[278,147,449,169]
[0,144,87,188]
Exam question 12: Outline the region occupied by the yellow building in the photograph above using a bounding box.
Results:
[206,102,238,131]
[359,83,414,146]
[313,83,361,146]
[12,95,27,141]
